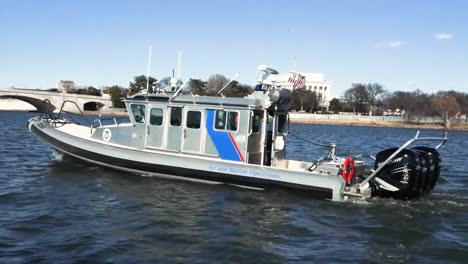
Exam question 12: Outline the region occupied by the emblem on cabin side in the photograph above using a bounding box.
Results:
[102,129,112,141]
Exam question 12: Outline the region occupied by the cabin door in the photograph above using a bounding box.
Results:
[165,106,183,151]
[129,103,148,148]
[247,110,265,165]
[271,112,288,168]
[145,107,166,149]
[181,107,204,153]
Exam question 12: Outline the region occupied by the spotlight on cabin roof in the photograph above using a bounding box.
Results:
[257,64,279,74]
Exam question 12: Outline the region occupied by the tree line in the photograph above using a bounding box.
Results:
[109,74,324,113]
[94,74,468,128]
[108,74,255,108]
[290,88,321,112]
[331,83,468,128]
[52,86,102,96]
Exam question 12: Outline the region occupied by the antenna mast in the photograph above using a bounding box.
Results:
[171,78,190,101]
[217,72,240,96]
[177,51,182,79]
[146,44,152,92]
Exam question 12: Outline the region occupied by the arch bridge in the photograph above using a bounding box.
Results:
[0,89,112,113]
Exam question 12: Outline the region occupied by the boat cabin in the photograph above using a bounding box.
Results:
[119,92,289,168]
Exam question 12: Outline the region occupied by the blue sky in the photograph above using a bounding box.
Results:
[1,0,467,98]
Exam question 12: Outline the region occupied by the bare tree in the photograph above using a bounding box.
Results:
[344,83,367,114]
[185,77,252,97]
[187,79,206,95]
[205,74,229,95]
[290,88,319,112]
[432,95,461,128]
[222,81,253,98]
[363,83,386,116]
[129,75,157,95]
[158,77,182,89]
[413,90,435,122]
[383,90,433,122]
[441,90,468,115]
[328,98,342,112]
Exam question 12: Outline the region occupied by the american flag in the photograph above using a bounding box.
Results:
[288,74,305,88]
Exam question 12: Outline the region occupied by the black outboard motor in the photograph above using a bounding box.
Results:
[372,147,442,200]
[412,147,441,191]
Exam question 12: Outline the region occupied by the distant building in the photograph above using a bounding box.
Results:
[102,87,111,99]
[268,72,332,108]
[57,80,76,93]
[102,86,112,99]
[102,86,128,99]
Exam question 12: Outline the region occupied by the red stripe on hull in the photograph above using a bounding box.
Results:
[228,132,245,162]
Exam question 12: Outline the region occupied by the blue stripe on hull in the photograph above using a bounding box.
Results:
[205,110,241,162]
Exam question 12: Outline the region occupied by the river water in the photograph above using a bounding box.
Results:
[0,111,467,263]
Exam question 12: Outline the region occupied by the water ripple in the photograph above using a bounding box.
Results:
[0,112,467,263]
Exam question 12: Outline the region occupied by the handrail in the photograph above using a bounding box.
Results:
[57,100,84,118]
[39,99,54,119]
[38,99,92,127]
[359,131,448,189]
[56,100,91,126]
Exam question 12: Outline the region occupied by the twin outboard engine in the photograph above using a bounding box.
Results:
[372,147,442,199]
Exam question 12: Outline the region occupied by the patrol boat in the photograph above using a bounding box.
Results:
[28,66,447,201]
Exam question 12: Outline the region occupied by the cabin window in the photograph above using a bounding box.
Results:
[251,111,263,133]
[131,104,146,123]
[227,112,238,131]
[214,110,238,131]
[186,111,201,129]
[277,114,288,134]
[170,107,182,126]
[215,110,226,129]
[150,108,164,126]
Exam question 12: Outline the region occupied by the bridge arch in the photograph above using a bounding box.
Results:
[0,95,55,112]
[83,101,105,111]
[0,89,112,113]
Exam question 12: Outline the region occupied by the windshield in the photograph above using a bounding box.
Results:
[131,104,146,123]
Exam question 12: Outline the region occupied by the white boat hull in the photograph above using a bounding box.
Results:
[29,118,346,201]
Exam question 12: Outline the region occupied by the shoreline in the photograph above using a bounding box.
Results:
[289,118,468,131]
[2,109,467,131]
[0,109,129,116]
